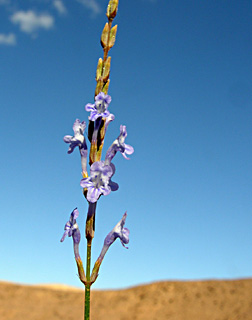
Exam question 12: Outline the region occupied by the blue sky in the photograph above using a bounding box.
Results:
[0,0,251,290]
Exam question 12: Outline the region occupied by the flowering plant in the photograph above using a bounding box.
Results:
[60,1,133,319]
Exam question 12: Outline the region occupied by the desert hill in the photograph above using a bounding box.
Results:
[0,278,251,320]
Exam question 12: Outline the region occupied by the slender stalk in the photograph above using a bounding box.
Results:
[84,238,92,320]
[84,203,96,319]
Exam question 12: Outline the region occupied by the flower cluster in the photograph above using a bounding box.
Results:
[63,92,133,203]
[62,86,133,289]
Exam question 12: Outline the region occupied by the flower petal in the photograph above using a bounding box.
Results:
[72,119,86,135]
[63,135,72,143]
[87,186,101,203]
[80,178,92,188]
[104,94,112,105]
[100,185,111,196]
[109,180,119,191]
[121,152,130,160]
[89,111,99,121]
[60,230,68,242]
[85,103,95,112]
[120,227,130,248]
[71,208,79,219]
[124,144,134,155]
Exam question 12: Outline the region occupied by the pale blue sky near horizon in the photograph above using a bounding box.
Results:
[0,0,252,290]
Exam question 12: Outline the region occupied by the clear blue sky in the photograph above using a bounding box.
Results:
[0,0,251,290]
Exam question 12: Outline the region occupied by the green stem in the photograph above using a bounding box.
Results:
[84,239,92,320]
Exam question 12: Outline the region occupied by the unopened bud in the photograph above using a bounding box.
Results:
[109,25,117,48]
[101,22,109,48]
[106,0,119,19]
[96,58,103,81]
[103,57,111,81]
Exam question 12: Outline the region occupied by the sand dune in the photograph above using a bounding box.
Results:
[0,279,251,320]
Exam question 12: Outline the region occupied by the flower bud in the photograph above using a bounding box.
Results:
[96,58,103,81]
[103,56,111,81]
[106,0,119,19]
[109,25,117,48]
[101,22,109,48]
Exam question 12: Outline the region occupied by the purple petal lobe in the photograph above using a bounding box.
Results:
[109,180,119,191]
[85,103,95,112]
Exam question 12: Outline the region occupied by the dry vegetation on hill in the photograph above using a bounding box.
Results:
[0,279,252,320]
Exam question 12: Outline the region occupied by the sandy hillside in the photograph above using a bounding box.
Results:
[0,279,251,320]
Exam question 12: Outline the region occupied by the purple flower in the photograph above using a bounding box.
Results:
[98,212,129,261]
[85,92,113,121]
[63,119,88,176]
[105,125,134,164]
[60,208,81,245]
[63,119,86,153]
[90,213,129,284]
[80,161,117,203]
[104,212,129,249]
